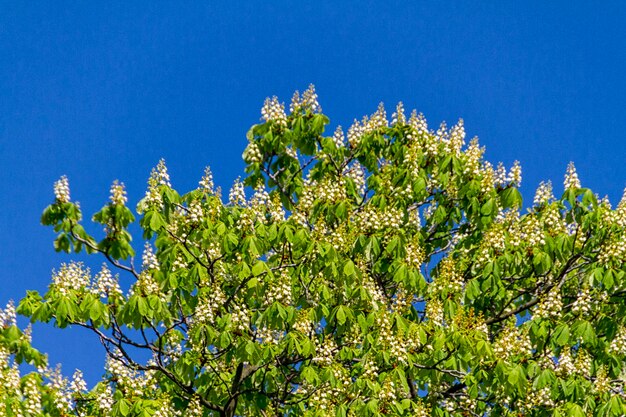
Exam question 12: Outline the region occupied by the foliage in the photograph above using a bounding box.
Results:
[5,85,626,416]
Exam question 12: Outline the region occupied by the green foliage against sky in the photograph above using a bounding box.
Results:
[3,86,626,416]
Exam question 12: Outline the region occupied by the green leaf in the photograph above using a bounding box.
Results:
[343,260,355,276]
[500,187,523,208]
[252,261,266,276]
[336,306,346,325]
[553,323,570,346]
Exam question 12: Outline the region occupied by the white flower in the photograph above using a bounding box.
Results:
[142,243,159,271]
[199,166,215,193]
[229,177,246,205]
[261,96,287,126]
[564,162,581,190]
[54,176,71,203]
[109,180,127,205]
[52,262,91,295]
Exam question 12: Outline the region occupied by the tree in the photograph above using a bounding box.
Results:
[6,85,626,416]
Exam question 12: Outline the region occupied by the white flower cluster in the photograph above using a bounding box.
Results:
[609,327,626,356]
[480,162,496,194]
[476,226,506,266]
[105,354,157,398]
[493,326,531,360]
[445,119,465,156]
[571,286,592,316]
[392,181,413,200]
[412,403,431,417]
[405,239,425,269]
[2,362,20,392]
[347,118,367,148]
[0,301,16,328]
[142,243,160,271]
[198,166,214,193]
[153,398,182,417]
[494,163,508,187]
[172,252,188,272]
[391,102,406,126]
[430,259,464,295]
[264,270,293,306]
[229,177,246,206]
[249,184,269,209]
[534,181,554,206]
[525,387,554,408]
[556,347,576,377]
[362,274,385,307]
[69,369,87,393]
[268,194,285,222]
[154,159,171,187]
[243,141,263,164]
[534,288,563,320]
[261,96,287,127]
[54,175,71,203]
[441,399,456,414]
[377,312,407,364]
[594,366,611,394]
[462,138,484,177]
[361,357,379,379]
[0,346,10,368]
[542,205,566,234]
[345,162,366,196]
[458,395,478,414]
[598,236,626,265]
[354,206,404,231]
[423,133,442,160]
[508,160,522,186]
[109,180,127,205]
[408,206,421,228]
[408,110,429,137]
[425,298,444,326]
[305,384,334,414]
[236,209,256,232]
[370,103,388,129]
[290,84,321,114]
[142,159,170,211]
[95,385,114,413]
[378,377,399,403]
[186,199,204,225]
[193,288,226,326]
[130,272,161,298]
[292,313,315,336]
[257,326,284,346]
[92,263,122,298]
[537,349,556,371]
[522,216,546,247]
[563,162,581,190]
[184,395,203,417]
[402,143,423,180]
[49,366,73,412]
[315,178,346,203]
[380,208,406,229]
[346,104,387,148]
[230,301,250,334]
[332,126,344,148]
[312,338,337,367]
[52,262,91,295]
[573,350,591,378]
[23,375,42,415]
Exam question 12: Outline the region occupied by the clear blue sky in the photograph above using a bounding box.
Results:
[1,2,626,385]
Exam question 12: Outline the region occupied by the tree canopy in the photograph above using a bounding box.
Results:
[3,85,626,416]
